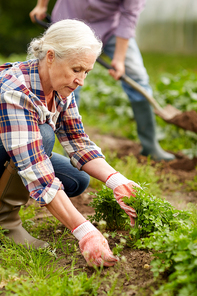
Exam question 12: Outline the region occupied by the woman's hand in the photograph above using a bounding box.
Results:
[106,172,141,226]
[72,221,118,267]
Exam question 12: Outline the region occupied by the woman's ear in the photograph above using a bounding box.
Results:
[46,50,55,65]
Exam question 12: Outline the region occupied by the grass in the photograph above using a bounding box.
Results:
[0,241,101,295]
[142,53,197,85]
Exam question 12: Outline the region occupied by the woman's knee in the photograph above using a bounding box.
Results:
[70,171,90,197]
[51,152,90,197]
[63,171,90,198]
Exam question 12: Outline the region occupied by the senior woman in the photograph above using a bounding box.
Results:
[0,19,139,267]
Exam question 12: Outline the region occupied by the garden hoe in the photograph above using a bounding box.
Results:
[34,15,197,134]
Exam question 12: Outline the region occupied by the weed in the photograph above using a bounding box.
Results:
[19,203,37,222]
[136,223,197,296]
[112,238,127,257]
[110,230,118,238]
[98,219,107,232]
[88,185,128,230]
[50,229,77,256]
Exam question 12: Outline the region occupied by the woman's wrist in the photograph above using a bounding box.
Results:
[46,190,86,231]
[72,221,97,241]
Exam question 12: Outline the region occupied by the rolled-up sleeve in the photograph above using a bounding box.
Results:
[115,0,146,39]
[55,96,105,170]
[0,89,63,205]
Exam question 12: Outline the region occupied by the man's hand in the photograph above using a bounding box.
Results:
[109,59,125,80]
[72,221,118,267]
[29,0,49,23]
[106,172,141,226]
[108,36,129,80]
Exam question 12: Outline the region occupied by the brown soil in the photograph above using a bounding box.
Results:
[41,224,159,296]
[166,110,197,133]
[3,128,196,295]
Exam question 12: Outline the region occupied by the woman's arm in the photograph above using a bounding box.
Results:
[46,158,115,230]
[45,157,135,267]
[46,190,86,230]
[82,157,116,182]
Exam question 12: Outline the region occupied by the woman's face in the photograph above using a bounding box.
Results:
[46,50,97,97]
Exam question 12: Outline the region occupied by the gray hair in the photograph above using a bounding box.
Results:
[27,19,102,60]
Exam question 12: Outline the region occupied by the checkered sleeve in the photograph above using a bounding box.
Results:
[0,89,63,206]
[55,95,105,170]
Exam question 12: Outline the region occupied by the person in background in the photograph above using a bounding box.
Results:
[0,19,140,267]
[30,0,175,162]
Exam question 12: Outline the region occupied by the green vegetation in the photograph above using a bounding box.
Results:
[88,155,165,230]
[136,205,197,296]
[0,239,101,296]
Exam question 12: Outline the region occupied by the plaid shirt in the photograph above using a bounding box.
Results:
[0,59,104,205]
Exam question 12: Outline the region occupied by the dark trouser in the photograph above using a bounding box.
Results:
[0,123,90,198]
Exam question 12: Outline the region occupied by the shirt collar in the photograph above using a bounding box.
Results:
[28,59,72,106]
[29,59,46,104]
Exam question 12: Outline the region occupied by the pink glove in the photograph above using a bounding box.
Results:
[106,172,141,226]
[72,221,118,267]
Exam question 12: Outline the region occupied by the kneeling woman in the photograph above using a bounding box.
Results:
[0,19,139,267]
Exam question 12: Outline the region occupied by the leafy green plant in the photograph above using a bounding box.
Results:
[88,185,128,230]
[134,199,197,295]
[87,183,190,237]
[123,185,190,243]
[136,223,197,296]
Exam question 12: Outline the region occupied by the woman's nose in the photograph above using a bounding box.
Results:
[74,74,85,86]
